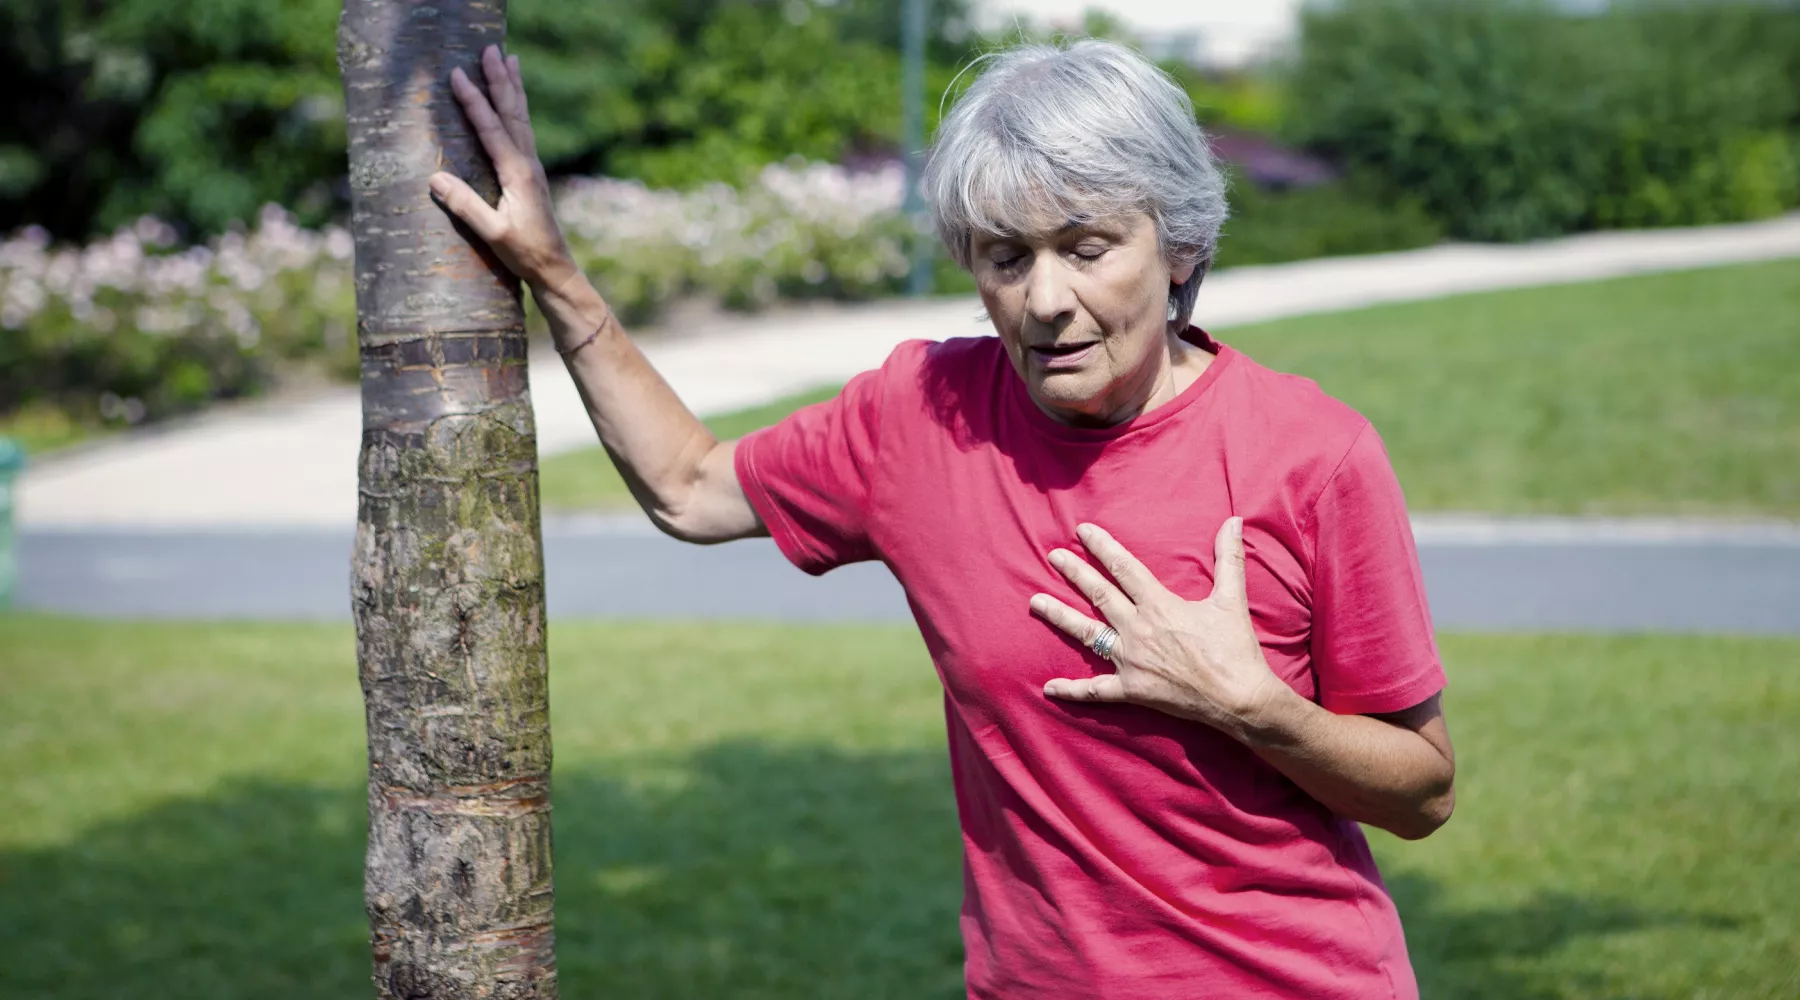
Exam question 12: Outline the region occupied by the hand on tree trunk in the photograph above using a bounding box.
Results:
[427,45,578,295]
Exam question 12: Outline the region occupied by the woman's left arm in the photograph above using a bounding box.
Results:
[1234,686,1454,841]
[1031,518,1456,841]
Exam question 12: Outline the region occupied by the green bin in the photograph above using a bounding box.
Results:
[0,437,22,609]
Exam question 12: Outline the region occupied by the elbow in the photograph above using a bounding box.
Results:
[1389,781,1455,842]
[639,473,713,544]
[648,505,718,545]
[646,488,752,546]
[645,440,746,545]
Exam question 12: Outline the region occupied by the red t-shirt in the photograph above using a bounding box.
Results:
[734,331,1444,999]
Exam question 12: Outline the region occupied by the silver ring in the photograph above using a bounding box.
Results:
[1090,626,1120,660]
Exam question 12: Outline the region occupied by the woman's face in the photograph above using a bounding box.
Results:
[971,210,1196,427]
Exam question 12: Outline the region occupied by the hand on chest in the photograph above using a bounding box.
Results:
[887,480,1316,713]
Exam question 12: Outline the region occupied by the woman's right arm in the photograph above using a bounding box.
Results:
[427,45,763,545]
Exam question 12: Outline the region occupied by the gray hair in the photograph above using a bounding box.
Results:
[922,39,1230,335]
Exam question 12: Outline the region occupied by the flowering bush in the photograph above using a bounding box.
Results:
[558,160,915,321]
[0,207,357,426]
[0,162,918,428]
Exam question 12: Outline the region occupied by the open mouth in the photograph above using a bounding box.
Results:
[1028,341,1099,368]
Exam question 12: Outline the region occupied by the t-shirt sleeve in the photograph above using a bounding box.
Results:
[1306,423,1446,715]
[733,360,892,577]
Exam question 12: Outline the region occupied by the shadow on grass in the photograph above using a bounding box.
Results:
[1388,872,1738,999]
[0,741,964,1000]
[0,740,1726,1000]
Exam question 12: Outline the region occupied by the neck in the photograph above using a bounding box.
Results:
[1049,329,1208,429]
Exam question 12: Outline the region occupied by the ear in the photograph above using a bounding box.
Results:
[1170,259,1198,285]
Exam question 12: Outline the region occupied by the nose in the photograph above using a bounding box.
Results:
[1023,251,1076,327]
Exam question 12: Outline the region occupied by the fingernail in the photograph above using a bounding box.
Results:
[1029,594,1048,613]
[1075,523,1093,539]
[1047,549,1065,565]
[1231,516,1243,538]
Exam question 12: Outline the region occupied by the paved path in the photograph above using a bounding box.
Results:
[17,213,1800,530]
[18,516,1800,633]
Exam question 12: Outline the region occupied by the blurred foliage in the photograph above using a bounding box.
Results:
[0,211,355,430]
[0,165,919,430]
[553,164,918,324]
[512,0,977,190]
[1217,172,1443,268]
[0,0,344,238]
[0,0,976,240]
[1287,0,1800,241]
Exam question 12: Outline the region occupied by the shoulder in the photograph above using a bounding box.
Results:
[1209,341,1390,520]
[859,334,1006,408]
[857,335,1002,384]
[1215,341,1372,463]
[810,335,1004,443]
[899,334,1005,378]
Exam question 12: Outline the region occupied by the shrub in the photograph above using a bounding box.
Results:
[0,209,356,426]
[1286,0,1800,241]
[0,163,916,427]
[0,0,976,241]
[1217,174,1443,268]
[0,0,348,238]
[556,160,916,321]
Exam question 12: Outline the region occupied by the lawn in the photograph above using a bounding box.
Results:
[540,259,1800,518]
[2,616,1796,999]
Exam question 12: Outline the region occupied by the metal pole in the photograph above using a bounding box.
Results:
[902,0,932,296]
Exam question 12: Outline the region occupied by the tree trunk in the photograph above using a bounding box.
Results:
[338,2,556,997]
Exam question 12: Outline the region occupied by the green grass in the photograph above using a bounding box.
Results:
[1230,259,1800,517]
[2,617,1796,999]
[539,385,841,512]
[542,260,1800,517]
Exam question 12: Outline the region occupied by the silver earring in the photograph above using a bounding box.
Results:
[1167,298,1179,323]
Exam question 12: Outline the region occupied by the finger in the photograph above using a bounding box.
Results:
[427,171,506,243]
[1209,516,1248,610]
[1047,548,1132,622]
[1076,523,1165,604]
[450,64,527,183]
[1044,673,1129,703]
[482,45,537,160]
[1028,593,1113,651]
[507,55,539,160]
[508,55,529,111]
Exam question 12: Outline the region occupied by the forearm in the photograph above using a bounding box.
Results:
[1230,686,1455,840]
[424,45,760,542]
[532,269,759,542]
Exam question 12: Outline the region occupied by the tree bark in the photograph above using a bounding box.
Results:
[338,2,556,997]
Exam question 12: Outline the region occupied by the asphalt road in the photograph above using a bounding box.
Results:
[16,519,1799,633]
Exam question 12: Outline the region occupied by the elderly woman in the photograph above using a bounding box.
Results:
[433,38,1454,999]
